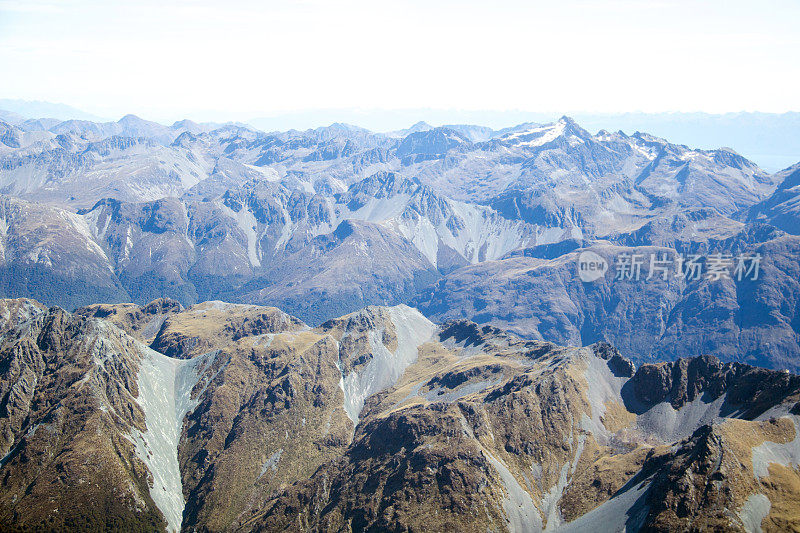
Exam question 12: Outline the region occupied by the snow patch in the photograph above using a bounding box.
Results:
[503,120,566,148]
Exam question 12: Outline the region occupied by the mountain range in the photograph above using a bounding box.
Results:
[1,297,799,531]
[1,110,800,531]
[1,113,799,370]
[3,102,799,171]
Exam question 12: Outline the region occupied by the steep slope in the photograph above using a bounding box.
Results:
[413,227,800,371]
[175,319,351,531]
[236,219,441,324]
[747,162,800,234]
[82,197,200,303]
[0,307,170,530]
[0,195,130,308]
[0,300,343,532]
[0,169,545,321]
[179,305,435,531]
[0,297,46,334]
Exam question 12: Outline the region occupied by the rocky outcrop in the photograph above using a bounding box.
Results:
[0,297,46,335]
[148,300,305,358]
[76,297,183,344]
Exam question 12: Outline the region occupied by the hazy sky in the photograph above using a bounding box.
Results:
[1,0,798,122]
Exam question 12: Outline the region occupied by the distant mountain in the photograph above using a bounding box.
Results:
[0,109,25,124]
[747,163,800,234]
[412,225,800,371]
[0,171,545,323]
[0,98,103,122]
[7,106,791,170]
[569,111,800,173]
[246,108,799,171]
[396,126,472,162]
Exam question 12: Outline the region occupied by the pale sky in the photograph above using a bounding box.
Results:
[1,0,798,123]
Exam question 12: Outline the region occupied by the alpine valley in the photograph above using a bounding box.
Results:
[1,112,800,532]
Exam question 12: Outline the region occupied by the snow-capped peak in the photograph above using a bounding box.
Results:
[500,119,567,147]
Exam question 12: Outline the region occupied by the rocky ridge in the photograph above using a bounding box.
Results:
[0,298,799,531]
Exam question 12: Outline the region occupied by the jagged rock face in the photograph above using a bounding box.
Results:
[0,300,339,532]
[584,414,800,533]
[0,299,438,531]
[410,119,776,235]
[629,355,800,416]
[318,305,438,423]
[1,298,800,532]
[75,297,183,344]
[0,297,46,335]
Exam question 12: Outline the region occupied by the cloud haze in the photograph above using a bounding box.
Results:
[1,0,798,122]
